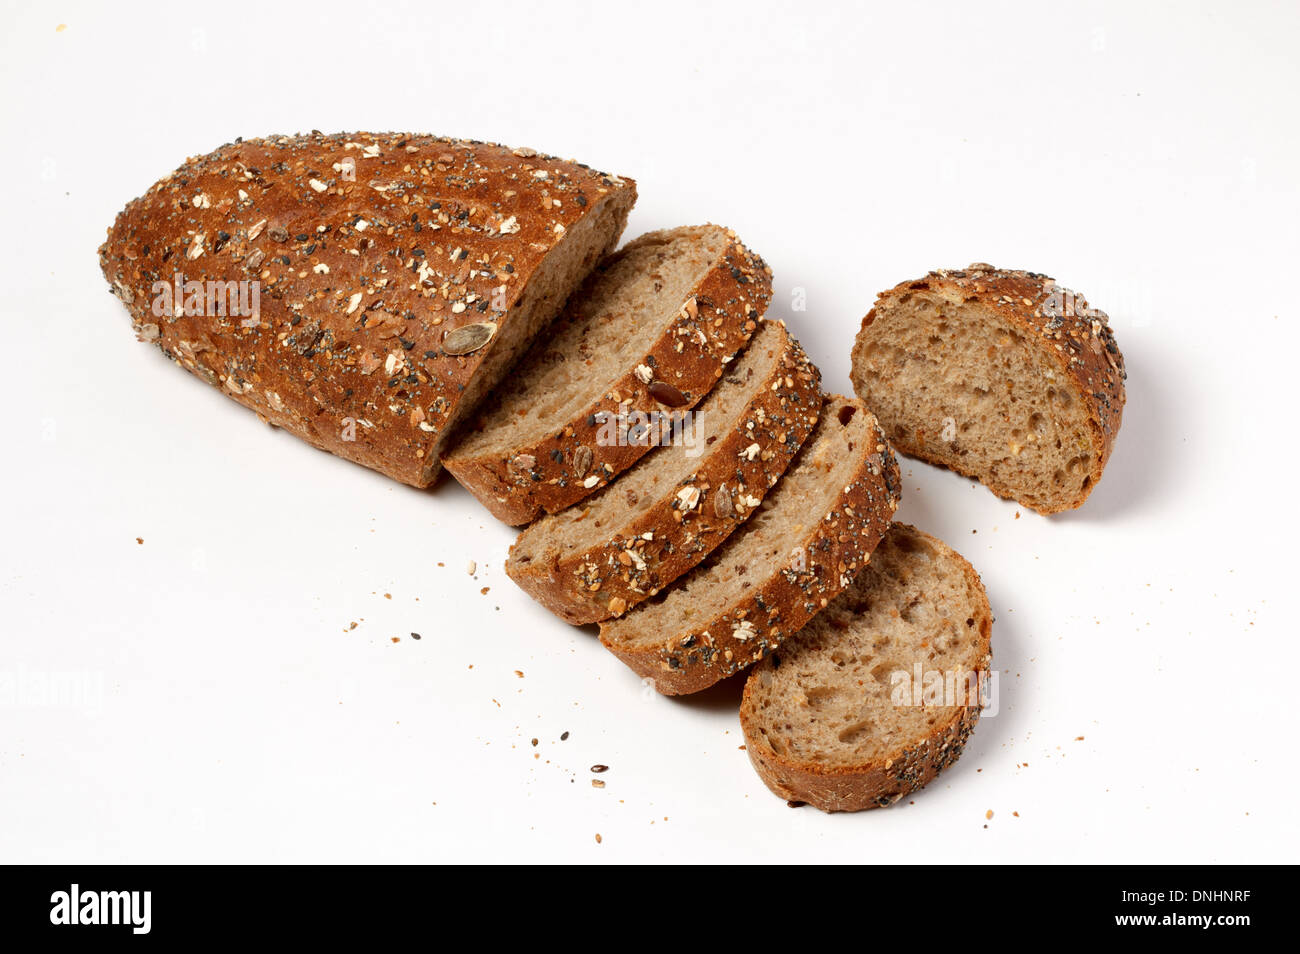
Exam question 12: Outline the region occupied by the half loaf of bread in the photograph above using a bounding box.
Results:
[740,523,992,812]
[599,395,900,695]
[850,265,1125,513]
[98,132,636,487]
[443,225,771,525]
[506,319,822,624]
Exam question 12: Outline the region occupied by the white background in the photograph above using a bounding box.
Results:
[1,0,1296,864]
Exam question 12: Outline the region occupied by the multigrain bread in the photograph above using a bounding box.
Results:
[599,395,901,695]
[443,225,771,525]
[506,320,822,624]
[740,523,992,812]
[850,265,1126,513]
[98,132,636,487]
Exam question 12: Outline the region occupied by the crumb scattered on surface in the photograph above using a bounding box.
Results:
[514,670,524,678]
[985,809,994,820]
[384,593,391,600]
[591,779,605,789]
[594,833,602,844]
[466,560,477,575]
[560,731,569,741]
[481,586,490,595]
[135,537,143,544]
[390,637,400,643]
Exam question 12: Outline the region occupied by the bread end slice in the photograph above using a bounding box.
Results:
[851,265,1126,513]
[740,523,992,812]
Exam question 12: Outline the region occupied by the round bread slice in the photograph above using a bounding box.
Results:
[850,264,1126,513]
[599,395,901,695]
[444,224,772,525]
[740,523,993,812]
[507,320,822,625]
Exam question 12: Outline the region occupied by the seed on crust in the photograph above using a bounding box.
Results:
[443,322,497,355]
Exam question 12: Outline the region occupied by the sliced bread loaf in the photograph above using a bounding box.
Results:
[506,319,822,625]
[740,523,992,812]
[599,395,901,695]
[850,265,1126,513]
[98,132,636,487]
[443,225,771,525]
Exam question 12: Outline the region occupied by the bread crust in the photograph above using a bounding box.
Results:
[739,524,993,812]
[601,397,901,695]
[98,131,635,487]
[851,265,1126,513]
[443,226,772,525]
[506,320,823,625]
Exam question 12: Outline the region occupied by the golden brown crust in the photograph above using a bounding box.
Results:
[505,320,823,625]
[442,226,772,525]
[98,131,635,487]
[852,264,1126,513]
[739,524,993,812]
[601,397,902,695]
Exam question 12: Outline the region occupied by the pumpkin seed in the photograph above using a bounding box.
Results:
[443,321,497,355]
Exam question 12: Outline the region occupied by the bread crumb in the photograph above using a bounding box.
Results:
[985,809,994,820]
[594,833,602,844]
[135,537,143,544]
[514,670,524,678]
[591,779,605,789]
[384,593,392,600]
[466,560,477,575]
[481,586,490,595]
[390,637,400,644]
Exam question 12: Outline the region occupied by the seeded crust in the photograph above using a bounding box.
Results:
[98,132,635,487]
[600,395,901,695]
[740,524,992,812]
[851,265,1126,513]
[506,320,822,625]
[443,225,772,525]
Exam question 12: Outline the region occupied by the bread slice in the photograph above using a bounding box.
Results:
[443,225,771,525]
[850,265,1126,513]
[599,395,900,695]
[740,523,992,812]
[506,320,822,625]
[98,132,636,487]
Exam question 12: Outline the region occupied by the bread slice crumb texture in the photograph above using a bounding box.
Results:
[851,265,1125,513]
[740,523,992,812]
[444,224,771,524]
[506,319,822,624]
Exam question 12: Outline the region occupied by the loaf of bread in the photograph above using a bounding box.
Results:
[443,225,771,525]
[740,523,992,812]
[599,395,901,694]
[850,265,1126,512]
[98,132,636,487]
[506,319,822,624]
